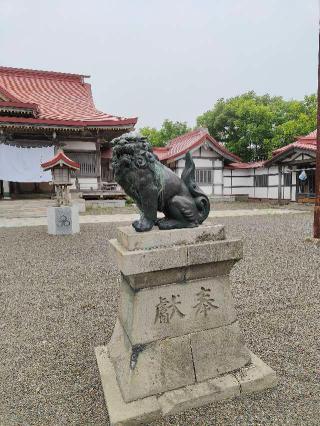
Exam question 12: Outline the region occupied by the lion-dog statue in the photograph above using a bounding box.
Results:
[112,133,210,232]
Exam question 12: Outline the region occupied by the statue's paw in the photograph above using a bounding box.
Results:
[158,219,198,230]
[132,218,154,232]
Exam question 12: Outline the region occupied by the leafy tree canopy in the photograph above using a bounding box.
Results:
[140,119,191,147]
[196,91,316,162]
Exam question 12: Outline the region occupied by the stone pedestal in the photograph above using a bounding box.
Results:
[47,205,80,235]
[96,225,277,425]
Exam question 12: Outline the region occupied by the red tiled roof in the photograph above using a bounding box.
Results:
[153,146,169,161]
[230,130,317,169]
[272,130,317,156]
[41,150,80,170]
[153,128,241,162]
[228,161,266,169]
[0,66,137,129]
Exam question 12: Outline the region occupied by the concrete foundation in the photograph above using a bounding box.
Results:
[95,225,277,425]
[47,205,80,235]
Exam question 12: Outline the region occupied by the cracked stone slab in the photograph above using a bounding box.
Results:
[191,321,250,382]
[95,348,277,425]
[107,321,195,402]
[233,351,277,394]
[158,373,240,415]
[95,346,161,426]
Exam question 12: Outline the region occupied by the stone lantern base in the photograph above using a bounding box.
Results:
[47,205,80,235]
[95,225,277,425]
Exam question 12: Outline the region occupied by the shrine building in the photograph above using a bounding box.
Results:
[225,130,317,202]
[154,128,317,203]
[153,128,241,197]
[0,66,137,199]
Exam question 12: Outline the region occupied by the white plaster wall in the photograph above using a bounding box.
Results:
[255,168,268,176]
[197,146,219,158]
[282,187,291,199]
[214,185,223,195]
[232,176,250,186]
[224,176,232,187]
[254,187,268,198]
[213,169,223,184]
[248,186,254,198]
[194,158,213,168]
[269,166,278,175]
[63,141,96,151]
[223,168,253,196]
[269,174,279,186]
[176,159,185,168]
[231,187,248,195]
[291,172,297,201]
[201,185,213,195]
[268,187,278,199]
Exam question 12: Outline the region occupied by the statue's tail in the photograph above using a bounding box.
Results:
[181,152,210,223]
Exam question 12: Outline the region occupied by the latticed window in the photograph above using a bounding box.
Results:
[65,152,96,177]
[195,169,213,184]
[254,174,268,187]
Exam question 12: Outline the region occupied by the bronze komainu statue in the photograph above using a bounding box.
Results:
[112,134,210,232]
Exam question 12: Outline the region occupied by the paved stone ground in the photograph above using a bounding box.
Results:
[1,212,319,425]
[0,198,312,220]
[0,206,308,228]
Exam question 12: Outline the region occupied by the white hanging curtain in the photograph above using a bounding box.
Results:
[0,143,54,182]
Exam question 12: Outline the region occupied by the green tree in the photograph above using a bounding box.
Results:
[197,92,316,162]
[140,119,191,147]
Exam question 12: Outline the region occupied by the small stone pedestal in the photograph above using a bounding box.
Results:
[47,205,79,235]
[96,225,277,425]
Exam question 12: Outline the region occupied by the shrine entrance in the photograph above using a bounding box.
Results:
[296,166,316,202]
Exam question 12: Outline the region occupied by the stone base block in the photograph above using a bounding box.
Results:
[95,347,277,426]
[108,320,250,403]
[47,206,80,235]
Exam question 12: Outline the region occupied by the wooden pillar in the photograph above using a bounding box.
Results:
[230,169,233,195]
[278,164,282,203]
[3,180,11,199]
[96,138,102,190]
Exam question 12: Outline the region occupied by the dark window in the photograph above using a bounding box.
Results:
[283,172,292,186]
[65,152,97,177]
[254,174,268,187]
[195,169,213,184]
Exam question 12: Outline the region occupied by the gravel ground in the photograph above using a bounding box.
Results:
[0,212,319,426]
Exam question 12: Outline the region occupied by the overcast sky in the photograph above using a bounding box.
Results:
[1,0,318,128]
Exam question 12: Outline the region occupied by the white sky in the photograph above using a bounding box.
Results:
[1,0,318,128]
